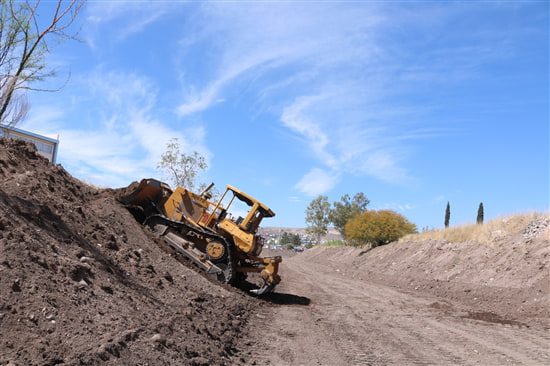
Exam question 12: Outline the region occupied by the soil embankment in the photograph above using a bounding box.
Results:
[242,216,549,365]
[0,139,254,365]
[301,217,549,324]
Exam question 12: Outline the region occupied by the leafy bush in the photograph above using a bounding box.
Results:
[345,210,417,247]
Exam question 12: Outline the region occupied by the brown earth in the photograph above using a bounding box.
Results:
[2,138,549,365]
[242,221,550,365]
[0,139,257,365]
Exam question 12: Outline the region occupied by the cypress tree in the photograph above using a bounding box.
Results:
[444,202,451,228]
[477,202,484,224]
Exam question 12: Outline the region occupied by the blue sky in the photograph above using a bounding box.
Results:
[22,1,548,229]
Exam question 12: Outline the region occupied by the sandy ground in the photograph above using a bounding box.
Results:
[242,251,550,365]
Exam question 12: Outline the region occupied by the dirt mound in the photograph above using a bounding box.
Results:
[300,216,549,327]
[0,139,254,365]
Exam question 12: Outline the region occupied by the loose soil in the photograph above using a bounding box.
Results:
[2,138,549,365]
[242,220,550,365]
[0,139,256,365]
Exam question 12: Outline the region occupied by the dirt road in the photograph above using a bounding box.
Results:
[244,253,550,365]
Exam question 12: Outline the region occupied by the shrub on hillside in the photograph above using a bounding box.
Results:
[345,210,417,247]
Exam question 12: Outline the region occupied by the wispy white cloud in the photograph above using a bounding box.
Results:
[177,46,293,116]
[22,105,64,140]
[295,168,340,197]
[22,70,210,187]
[288,196,302,203]
[84,2,174,45]
[177,87,223,117]
[76,2,520,194]
[170,3,522,195]
[373,202,415,212]
[280,95,337,169]
[172,3,465,193]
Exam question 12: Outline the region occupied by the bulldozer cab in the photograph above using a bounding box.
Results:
[213,185,275,234]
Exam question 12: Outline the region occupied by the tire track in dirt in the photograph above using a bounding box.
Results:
[243,253,550,365]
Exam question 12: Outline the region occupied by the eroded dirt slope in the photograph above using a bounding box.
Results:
[0,139,255,365]
[300,219,549,324]
[244,252,549,365]
[242,217,549,365]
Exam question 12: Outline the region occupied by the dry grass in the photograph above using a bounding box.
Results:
[323,239,348,248]
[400,212,548,244]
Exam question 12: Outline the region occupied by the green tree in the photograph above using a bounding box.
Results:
[477,202,484,225]
[157,138,207,191]
[279,232,300,250]
[305,195,330,244]
[345,210,417,247]
[328,192,370,238]
[279,231,291,245]
[0,0,85,127]
[444,202,450,228]
[291,233,302,247]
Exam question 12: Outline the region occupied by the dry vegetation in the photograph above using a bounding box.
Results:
[345,209,417,247]
[400,212,549,244]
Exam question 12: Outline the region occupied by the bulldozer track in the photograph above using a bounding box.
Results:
[144,213,236,284]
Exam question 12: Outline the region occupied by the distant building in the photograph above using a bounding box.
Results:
[0,125,59,163]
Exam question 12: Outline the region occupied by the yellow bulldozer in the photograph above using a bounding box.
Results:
[120,179,281,295]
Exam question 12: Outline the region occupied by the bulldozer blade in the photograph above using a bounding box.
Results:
[119,179,171,206]
[250,282,277,296]
[118,179,172,222]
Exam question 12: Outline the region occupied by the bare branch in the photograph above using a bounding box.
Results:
[3,91,29,127]
[0,0,85,127]
[157,138,208,190]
